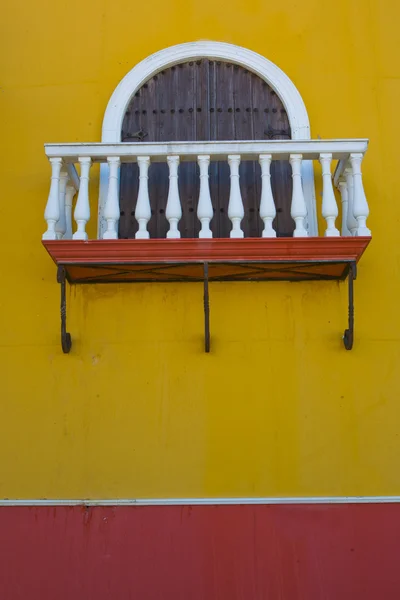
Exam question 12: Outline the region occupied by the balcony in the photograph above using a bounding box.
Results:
[42,138,371,278]
[41,138,371,352]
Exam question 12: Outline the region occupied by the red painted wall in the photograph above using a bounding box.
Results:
[0,504,399,599]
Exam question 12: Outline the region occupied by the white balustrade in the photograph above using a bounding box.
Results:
[259,154,276,238]
[43,157,63,240]
[64,184,76,240]
[228,155,244,238]
[319,153,339,237]
[103,156,121,239]
[73,157,92,240]
[55,170,68,240]
[43,139,371,242]
[135,156,151,239]
[289,154,308,237]
[338,180,351,237]
[166,156,182,239]
[197,155,213,238]
[350,153,371,236]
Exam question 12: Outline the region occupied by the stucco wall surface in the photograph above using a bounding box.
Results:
[0,0,399,499]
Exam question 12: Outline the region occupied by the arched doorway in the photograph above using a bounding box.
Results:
[118,60,293,239]
[98,42,317,237]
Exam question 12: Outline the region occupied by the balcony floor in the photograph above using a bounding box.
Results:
[42,237,371,284]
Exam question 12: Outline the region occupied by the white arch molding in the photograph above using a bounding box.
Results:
[98,42,317,236]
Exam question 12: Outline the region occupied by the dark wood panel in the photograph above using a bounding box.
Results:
[233,65,260,237]
[213,61,234,238]
[208,61,220,237]
[176,62,198,238]
[120,60,292,239]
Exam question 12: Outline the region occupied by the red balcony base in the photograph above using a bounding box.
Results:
[43,237,371,283]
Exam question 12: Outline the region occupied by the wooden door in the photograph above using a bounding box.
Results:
[119,60,293,239]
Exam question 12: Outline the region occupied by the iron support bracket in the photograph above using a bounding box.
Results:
[204,262,210,353]
[57,265,72,354]
[343,261,357,351]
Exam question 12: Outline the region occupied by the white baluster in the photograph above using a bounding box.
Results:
[228,155,244,238]
[259,154,276,238]
[55,170,68,240]
[345,167,358,236]
[166,156,181,239]
[73,157,92,240]
[43,157,62,240]
[103,156,120,239]
[197,155,213,238]
[135,156,151,239]
[289,154,308,237]
[319,153,340,237]
[350,153,371,236]
[338,180,351,236]
[64,184,75,240]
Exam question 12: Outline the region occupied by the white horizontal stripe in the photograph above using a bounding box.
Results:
[0,496,399,507]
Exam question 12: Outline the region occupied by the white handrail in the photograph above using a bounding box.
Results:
[45,139,368,163]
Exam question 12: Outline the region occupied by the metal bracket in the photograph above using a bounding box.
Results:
[204,262,210,353]
[57,265,72,354]
[343,261,357,350]
[53,259,357,354]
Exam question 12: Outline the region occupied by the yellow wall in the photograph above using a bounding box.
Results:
[0,0,400,499]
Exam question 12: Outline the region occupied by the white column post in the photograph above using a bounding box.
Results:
[319,153,340,237]
[350,153,371,236]
[135,156,151,239]
[338,180,351,236]
[197,155,213,238]
[166,156,181,239]
[228,155,244,238]
[289,154,308,237]
[55,170,68,240]
[345,167,358,236]
[43,157,62,240]
[103,156,121,239]
[73,157,92,240]
[64,184,75,240]
[259,154,276,238]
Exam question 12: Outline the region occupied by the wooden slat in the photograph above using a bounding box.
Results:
[119,79,140,238]
[177,62,198,238]
[234,67,260,237]
[195,59,210,142]
[251,75,268,235]
[151,70,170,238]
[194,59,209,237]
[208,61,220,237]
[215,61,234,238]
[268,87,294,236]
